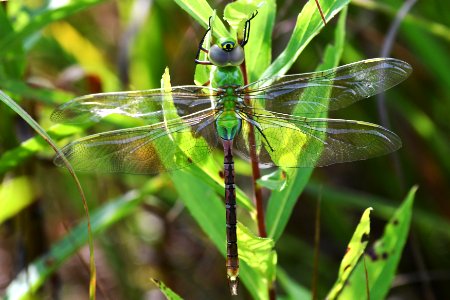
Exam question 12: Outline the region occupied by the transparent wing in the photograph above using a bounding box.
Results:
[237,58,411,115]
[54,110,218,174]
[51,86,221,123]
[234,111,401,168]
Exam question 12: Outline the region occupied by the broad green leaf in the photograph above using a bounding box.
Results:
[277,267,312,300]
[266,6,347,241]
[151,279,183,300]
[261,0,349,79]
[193,10,214,86]
[4,180,162,300]
[327,207,372,299]
[337,186,417,300]
[238,223,277,288]
[174,0,228,38]
[0,176,35,224]
[223,0,261,37]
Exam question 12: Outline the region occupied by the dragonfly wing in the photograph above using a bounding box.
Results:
[51,86,220,123]
[237,58,411,115]
[235,111,401,168]
[54,110,218,174]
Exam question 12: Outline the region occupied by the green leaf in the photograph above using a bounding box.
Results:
[266,5,348,241]
[0,176,35,224]
[238,223,277,286]
[174,0,228,38]
[337,186,417,300]
[327,207,372,299]
[151,278,184,300]
[261,0,349,79]
[223,1,260,35]
[238,0,276,83]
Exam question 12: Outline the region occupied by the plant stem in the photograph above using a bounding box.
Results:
[240,61,267,238]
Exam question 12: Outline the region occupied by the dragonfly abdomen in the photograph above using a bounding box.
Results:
[223,140,239,295]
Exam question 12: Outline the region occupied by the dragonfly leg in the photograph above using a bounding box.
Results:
[240,10,258,47]
[195,16,214,65]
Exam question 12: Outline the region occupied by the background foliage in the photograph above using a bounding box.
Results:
[0,0,449,299]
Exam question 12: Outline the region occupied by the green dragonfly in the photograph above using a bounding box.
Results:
[51,13,411,295]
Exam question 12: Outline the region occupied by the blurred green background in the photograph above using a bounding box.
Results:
[0,0,449,299]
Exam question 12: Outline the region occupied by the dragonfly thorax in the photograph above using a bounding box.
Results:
[211,66,244,88]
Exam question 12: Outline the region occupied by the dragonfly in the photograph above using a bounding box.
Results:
[51,13,411,296]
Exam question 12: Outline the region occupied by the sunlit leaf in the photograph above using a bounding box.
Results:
[174,0,228,38]
[238,223,277,283]
[0,176,35,224]
[327,207,372,299]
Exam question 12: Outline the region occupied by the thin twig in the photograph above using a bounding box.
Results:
[314,0,327,25]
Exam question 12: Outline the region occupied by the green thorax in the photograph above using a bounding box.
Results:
[212,66,244,141]
[211,66,244,88]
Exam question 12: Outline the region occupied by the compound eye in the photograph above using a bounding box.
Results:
[208,44,228,66]
[229,45,244,66]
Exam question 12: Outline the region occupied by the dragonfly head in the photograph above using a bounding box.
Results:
[209,37,244,67]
